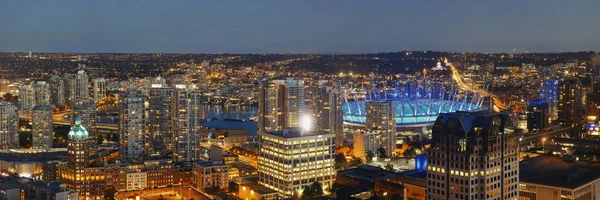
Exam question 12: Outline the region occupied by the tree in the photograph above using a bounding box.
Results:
[366,151,375,162]
[384,163,395,172]
[104,186,117,200]
[335,153,348,169]
[302,182,324,199]
[403,148,417,159]
[97,134,105,145]
[378,147,387,158]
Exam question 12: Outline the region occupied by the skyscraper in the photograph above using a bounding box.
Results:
[427,111,519,200]
[93,78,106,102]
[71,98,96,136]
[18,84,35,110]
[49,75,66,107]
[308,80,344,147]
[32,105,53,149]
[365,100,396,156]
[258,128,335,198]
[591,53,600,77]
[34,81,51,107]
[119,87,146,160]
[353,130,380,161]
[558,78,583,135]
[258,78,305,132]
[75,66,89,100]
[174,84,201,161]
[527,99,549,133]
[148,84,176,154]
[0,100,18,149]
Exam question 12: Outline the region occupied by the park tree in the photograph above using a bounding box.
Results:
[366,150,375,162]
[378,147,387,158]
[103,186,117,200]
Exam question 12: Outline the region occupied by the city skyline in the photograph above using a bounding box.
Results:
[2,1,600,53]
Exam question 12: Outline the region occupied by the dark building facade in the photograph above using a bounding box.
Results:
[527,99,549,133]
[558,78,583,136]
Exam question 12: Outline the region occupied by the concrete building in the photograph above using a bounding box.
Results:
[353,130,381,161]
[147,84,176,154]
[23,181,79,200]
[126,171,148,191]
[119,88,146,160]
[0,182,22,200]
[0,101,18,149]
[193,161,229,192]
[427,111,519,200]
[258,78,305,132]
[174,84,202,161]
[18,84,35,110]
[365,100,396,156]
[93,78,106,102]
[34,81,51,107]
[308,80,344,147]
[239,180,278,200]
[258,128,335,198]
[74,66,89,100]
[32,105,53,149]
[520,154,600,200]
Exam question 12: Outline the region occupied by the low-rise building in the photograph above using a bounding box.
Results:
[520,154,600,199]
[239,181,278,200]
[193,161,229,192]
[126,171,147,191]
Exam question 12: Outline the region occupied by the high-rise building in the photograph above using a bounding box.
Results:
[258,128,335,198]
[64,116,105,199]
[193,161,230,192]
[32,105,53,149]
[71,99,96,136]
[527,99,550,133]
[353,130,381,161]
[93,78,106,102]
[0,100,18,149]
[18,84,35,110]
[147,84,176,154]
[49,76,66,107]
[174,84,201,161]
[34,81,51,107]
[119,87,146,160]
[65,74,76,102]
[75,66,89,100]
[258,78,305,132]
[365,100,396,156]
[308,80,344,147]
[558,78,583,135]
[427,111,519,200]
[591,53,600,77]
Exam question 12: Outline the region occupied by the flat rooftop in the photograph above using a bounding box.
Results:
[520,154,600,189]
[338,165,400,182]
[262,128,332,138]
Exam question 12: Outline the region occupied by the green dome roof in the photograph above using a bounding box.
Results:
[68,116,89,141]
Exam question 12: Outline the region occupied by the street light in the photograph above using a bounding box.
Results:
[542,137,547,152]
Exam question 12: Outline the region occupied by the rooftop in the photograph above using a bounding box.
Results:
[262,128,332,138]
[240,181,277,194]
[338,165,400,182]
[520,154,600,189]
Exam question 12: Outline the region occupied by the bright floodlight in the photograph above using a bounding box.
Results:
[300,114,313,132]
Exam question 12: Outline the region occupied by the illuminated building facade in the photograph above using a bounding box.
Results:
[174,84,202,161]
[365,100,396,156]
[119,87,146,160]
[0,101,18,149]
[64,116,106,199]
[427,111,519,200]
[18,84,35,110]
[32,105,53,149]
[558,78,583,135]
[193,161,229,192]
[539,79,558,120]
[258,128,335,197]
[308,80,344,147]
[92,78,106,102]
[258,78,305,132]
[148,84,176,154]
[353,130,380,161]
[527,99,549,133]
[35,81,51,106]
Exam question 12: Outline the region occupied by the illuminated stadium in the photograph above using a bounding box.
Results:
[342,81,486,130]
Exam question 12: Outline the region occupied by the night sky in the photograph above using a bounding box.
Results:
[1,0,600,53]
